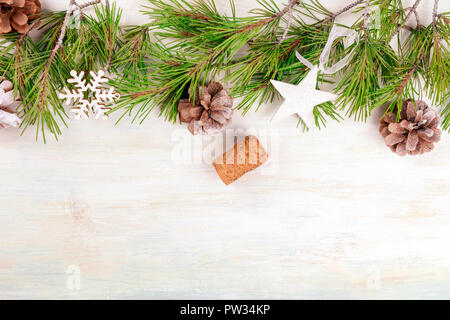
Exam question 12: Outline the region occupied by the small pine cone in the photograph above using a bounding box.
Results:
[379,100,441,156]
[0,79,20,128]
[178,82,233,135]
[0,0,41,34]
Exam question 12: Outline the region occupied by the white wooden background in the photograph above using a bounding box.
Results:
[1,0,449,299]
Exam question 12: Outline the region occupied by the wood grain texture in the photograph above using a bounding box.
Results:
[0,0,449,299]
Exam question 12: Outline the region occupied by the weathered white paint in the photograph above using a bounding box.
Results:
[0,0,449,299]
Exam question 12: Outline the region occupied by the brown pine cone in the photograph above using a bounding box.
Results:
[178,82,233,135]
[0,0,41,34]
[0,78,20,128]
[379,100,441,156]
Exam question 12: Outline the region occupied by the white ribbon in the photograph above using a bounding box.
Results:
[296,25,359,74]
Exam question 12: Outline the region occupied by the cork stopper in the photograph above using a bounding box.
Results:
[213,135,269,185]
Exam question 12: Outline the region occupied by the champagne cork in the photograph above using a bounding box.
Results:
[213,136,269,185]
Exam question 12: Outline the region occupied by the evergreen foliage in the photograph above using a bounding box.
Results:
[0,0,448,140]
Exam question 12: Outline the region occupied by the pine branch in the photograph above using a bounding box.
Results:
[14,21,41,90]
[1,0,442,138]
[403,6,420,29]
[395,53,425,96]
[10,1,114,140]
[116,0,311,122]
[114,26,151,79]
[277,0,299,46]
[236,0,298,34]
[334,0,399,120]
[427,0,449,131]
[391,0,422,39]
[373,26,434,117]
[363,0,370,32]
[326,0,365,22]
[47,0,78,68]
[432,0,439,27]
[37,1,78,113]
[78,0,101,10]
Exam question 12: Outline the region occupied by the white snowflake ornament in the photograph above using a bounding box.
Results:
[59,70,120,120]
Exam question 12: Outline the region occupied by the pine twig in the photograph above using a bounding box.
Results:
[173,12,212,21]
[38,0,76,110]
[77,0,101,10]
[49,1,78,59]
[363,0,370,29]
[38,0,105,110]
[410,7,420,28]
[104,28,113,70]
[402,6,421,29]
[15,20,41,89]
[362,0,370,38]
[131,87,165,99]
[396,53,425,95]
[391,0,422,39]
[327,0,365,22]
[277,0,300,46]
[237,0,300,34]
[432,0,439,29]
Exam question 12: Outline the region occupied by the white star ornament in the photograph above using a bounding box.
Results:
[270,67,337,130]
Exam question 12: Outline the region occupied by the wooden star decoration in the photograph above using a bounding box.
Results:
[271,67,337,130]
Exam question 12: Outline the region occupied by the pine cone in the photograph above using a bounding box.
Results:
[379,100,441,156]
[0,0,41,34]
[0,79,20,128]
[178,82,233,135]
